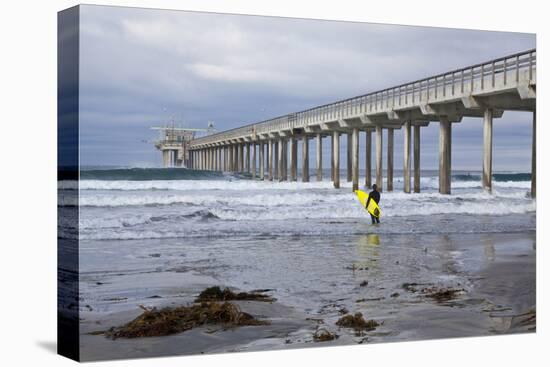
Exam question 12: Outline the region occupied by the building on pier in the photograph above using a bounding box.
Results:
[152,122,215,167]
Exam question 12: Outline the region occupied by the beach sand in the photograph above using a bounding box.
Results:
[79,231,535,361]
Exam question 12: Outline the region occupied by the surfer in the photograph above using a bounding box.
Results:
[365,184,381,224]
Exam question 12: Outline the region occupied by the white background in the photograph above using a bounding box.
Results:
[0,0,547,365]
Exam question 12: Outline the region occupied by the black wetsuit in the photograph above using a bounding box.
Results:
[365,190,381,224]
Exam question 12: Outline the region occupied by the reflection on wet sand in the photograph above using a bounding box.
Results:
[355,234,380,274]
[437,234,460,275]
[483,236,496,262]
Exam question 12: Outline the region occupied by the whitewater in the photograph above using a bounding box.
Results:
[59,168,536,241]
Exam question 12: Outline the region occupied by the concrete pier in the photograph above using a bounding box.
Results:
[365,130,372,188]
[333,131,340,188]
[302,137,310,182]
[316,133,322,181]
[187,49,536,197]
[387,128,394,191]
[414,125,421,193]
[352,128,359,191]
[347,133,352,182]
[532,110,536,198]
[403,121,411,193]
[482,108,493,192]
[439,116,452,195]
[376,126,383,191]
[259,142,265,180]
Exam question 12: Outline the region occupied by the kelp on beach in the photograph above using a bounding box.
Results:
[105,302,269,339]
[99,287,274,339]
[336,312,379,331]
[195,286,275,303]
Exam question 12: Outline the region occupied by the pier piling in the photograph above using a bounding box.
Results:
[352,128,359,191]
[290,137,297,181]
[532,110,536,198]
[482,108,493,192]
[414,125,420,193]
[302,137,310,182]
[439,116,452,195]
[387,128,394,192]
[278,139,284,182]
[365,130,372,188]
[246,143,250,173]
[252,143,256,178]
[376,126,383,191]
[259,142,265,180]
[404,121,411,193]
[316,133,322,181]
[268,140,273,181]
[274,141,279,180]
[347,133,352,182]
[333,131,340,188]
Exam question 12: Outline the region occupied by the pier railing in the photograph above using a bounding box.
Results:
[191,49,535,148]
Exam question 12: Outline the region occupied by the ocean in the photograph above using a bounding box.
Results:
[59,167,536,359]
[64,168,535,240]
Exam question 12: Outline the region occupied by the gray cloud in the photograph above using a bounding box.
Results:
[78,5,535,170]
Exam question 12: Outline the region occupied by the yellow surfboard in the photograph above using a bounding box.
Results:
[355,190,381,218]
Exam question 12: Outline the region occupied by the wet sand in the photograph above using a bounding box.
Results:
[79,231,535,361]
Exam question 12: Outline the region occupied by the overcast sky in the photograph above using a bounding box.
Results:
[79,5,535,170]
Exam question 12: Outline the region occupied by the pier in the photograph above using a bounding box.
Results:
[152,123,215,168]
[188,49,536,196]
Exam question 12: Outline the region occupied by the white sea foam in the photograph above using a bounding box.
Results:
[75,172,535,240]
[79,189,531,208]
[78,177,530,191]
